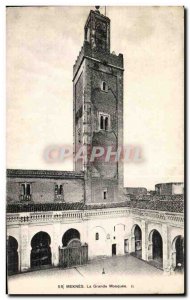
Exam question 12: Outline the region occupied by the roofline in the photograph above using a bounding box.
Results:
[155,182,184,186]
[7,169,84,180]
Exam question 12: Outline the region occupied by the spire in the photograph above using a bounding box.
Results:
[95,6,100,14]
[84,7,110,53]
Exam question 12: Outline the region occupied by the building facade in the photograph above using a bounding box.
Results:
[155,182,184,195]
[7,7,184,276]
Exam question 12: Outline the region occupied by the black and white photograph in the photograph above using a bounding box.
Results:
[5,5,184,295]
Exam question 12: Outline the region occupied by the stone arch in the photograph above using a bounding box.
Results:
[131,224,142,258]
[29,227,52,246]
[7,236,19,275]
[171,235,184,271]
[62,228,80,247]
[30,231,52,268]
[148,229,163,266]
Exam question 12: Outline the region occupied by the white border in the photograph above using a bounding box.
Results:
[0,0,188,299]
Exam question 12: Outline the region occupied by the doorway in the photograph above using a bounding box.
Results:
[152,230,163,260]
[124,239,129,253]
[175,235,184,270]
[112,244,116,256]
[134,225,142,258]
[31,231,52,269]
[7,236,19,275]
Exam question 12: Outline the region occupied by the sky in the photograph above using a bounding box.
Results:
[6,6,184,189]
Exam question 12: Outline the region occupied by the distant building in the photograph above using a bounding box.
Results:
[155,183,184,195]
[124,187,147,196]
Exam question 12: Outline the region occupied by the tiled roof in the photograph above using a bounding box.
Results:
[127,194,184,201]
[125,199,184,213]
[6,201,130,213]
[7,169,84,179]
[6,202,85,213]
[6,199,184,214]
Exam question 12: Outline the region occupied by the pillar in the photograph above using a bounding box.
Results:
[129,235,135,253]
[52,222,60,267]
[171,250,176,271]
[20,224,30,272]
[141,220,148,261]
[147,241,153,260]
[162,224,169,273]
[116,236,125,255]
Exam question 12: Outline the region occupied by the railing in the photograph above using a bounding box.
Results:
[19,195,32,201]
[130,208,184,225]
[6,207,184,226]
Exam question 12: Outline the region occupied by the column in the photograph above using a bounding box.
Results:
[117,236,125,256]
[129,235,135,253]
[162,224,169,273]
[52,222,60,267]
[20,224,30,272]
[171,251,176,273]
[141,220,148,261]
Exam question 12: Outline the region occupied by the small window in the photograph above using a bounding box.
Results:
[99,113,110,131]
[101,81,108,92]
[20,183,31,201]
[55,184,63,196]
[95,233,99,240]
[26,184,31,195]
[100,115,104,130]
[104,191,107,200]
[105,117,108,131]
[55,184,58,195]
[20,183,31,196]
[21,183,25,195]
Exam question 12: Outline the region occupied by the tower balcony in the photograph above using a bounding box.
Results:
[73,41,124,80]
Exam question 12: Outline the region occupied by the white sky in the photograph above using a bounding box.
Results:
[6,6,184,189]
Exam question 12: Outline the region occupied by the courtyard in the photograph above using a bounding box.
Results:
[7,255,184,294]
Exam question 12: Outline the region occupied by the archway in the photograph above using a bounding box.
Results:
[149,229,163,268]
[172,235,184,271]
[131,225,142,258]
[152,230,163,260]
[31,231,52,268]
[62,228,80,247]
[60,229,87,268]
[7,236,19,275]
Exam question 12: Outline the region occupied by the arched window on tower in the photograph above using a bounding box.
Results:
[20,183,31,201]
[101,81,108,92]
[95,233,99,240]
[105,117,108,131]
[100,115,104,130]
[99,113,110,131]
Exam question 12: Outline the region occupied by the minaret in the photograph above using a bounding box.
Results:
[73,7,124,204]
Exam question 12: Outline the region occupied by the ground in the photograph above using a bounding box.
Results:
[8,255,184,295]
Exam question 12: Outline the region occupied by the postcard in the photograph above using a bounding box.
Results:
[6,6,184,295]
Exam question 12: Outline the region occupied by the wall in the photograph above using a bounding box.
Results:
[7,171,85,204]
[7,206,184,273]
[124,187,147,195]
